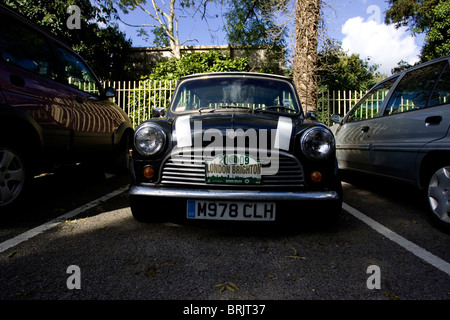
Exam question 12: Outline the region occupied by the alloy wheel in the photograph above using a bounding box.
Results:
[0,148,26,207]
[428,166,450,225]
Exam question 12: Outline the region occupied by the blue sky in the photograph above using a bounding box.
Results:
[117,0,424,75]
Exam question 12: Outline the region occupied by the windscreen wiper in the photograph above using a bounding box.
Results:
[216,105,249,110]
[197,107,215,114]
[253,106,296,113]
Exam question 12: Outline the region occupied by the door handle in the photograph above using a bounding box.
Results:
[361,126,370,133]
[425,116,442,126]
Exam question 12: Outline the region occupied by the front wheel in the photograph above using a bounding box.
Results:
[427,166,450,232]
[0,148,27,211]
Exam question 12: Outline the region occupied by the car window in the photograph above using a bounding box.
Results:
[384,61,447,115]
[56,46,99,95]
[428,62,450,107]
[346,77,398,123]
[0,13,57,80]
[172,77,300,114]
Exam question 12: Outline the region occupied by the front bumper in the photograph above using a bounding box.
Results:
[129,185,342,224]
[129,185,341,201]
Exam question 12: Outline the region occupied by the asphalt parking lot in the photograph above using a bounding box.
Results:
[0,165,449,314]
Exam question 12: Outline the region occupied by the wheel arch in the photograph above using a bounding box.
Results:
[0,108,44,156]
[418,150,450,190]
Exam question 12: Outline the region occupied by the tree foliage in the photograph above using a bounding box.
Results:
[5,0,134,80]
[223,0,290,48]
[318,41,382,92]
[385,0,450,61]
[148,50,250,80]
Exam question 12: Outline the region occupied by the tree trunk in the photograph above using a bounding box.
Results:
[170,40,181,59]
[293,0,320,112]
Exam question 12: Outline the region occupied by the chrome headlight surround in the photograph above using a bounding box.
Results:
[134,123,166,156]
[300,126,335,161]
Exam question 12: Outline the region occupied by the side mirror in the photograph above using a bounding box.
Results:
[152,107,166,118]
[104,87,116,98]
[331,114,342,124]
[306,111,317,121]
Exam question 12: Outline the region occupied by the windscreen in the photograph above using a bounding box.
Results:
[171,77,301,114]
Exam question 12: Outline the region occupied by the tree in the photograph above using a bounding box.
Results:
[222,0,293,75]
[293,0,321,112]
[385,0,450,61]
[5,0,133,80]
[223,0,291,48]
[116,0,200,58]
[318,41,382,92]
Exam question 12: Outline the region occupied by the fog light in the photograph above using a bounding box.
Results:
[310,171,322,183]
[143,166,155,179]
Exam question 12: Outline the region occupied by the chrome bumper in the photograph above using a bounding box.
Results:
[129,186,341,201]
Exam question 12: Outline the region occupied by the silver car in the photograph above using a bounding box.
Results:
[331,55,450,231]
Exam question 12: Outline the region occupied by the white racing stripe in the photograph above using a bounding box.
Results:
[343,202,450,277]
[274,116,293,151]
[175,115,192,148]
[0,185,129,253]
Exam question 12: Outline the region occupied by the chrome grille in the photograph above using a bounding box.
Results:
[160,150,304,187]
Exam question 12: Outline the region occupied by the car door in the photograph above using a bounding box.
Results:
[55,46,116,154]
[368,59,449,181]
[335,77,398,172]
[0,12,73,154]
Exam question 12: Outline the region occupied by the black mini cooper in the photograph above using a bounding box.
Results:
[129,72,342,225]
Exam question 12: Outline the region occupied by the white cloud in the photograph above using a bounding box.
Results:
[341,16,421,75]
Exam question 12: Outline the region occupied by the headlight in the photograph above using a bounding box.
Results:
[300,126,335,160]
[134,123,166,156]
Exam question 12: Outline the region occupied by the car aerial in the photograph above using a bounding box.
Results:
[331,55,450,231]
[129,72,342,226]
[0,4,134,211]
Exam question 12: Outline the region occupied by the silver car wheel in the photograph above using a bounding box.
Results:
[428,166,450,225]
[0,148,26,207]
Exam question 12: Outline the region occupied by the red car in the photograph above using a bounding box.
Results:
[0,4,133,211]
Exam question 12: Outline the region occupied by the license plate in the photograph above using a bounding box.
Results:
[205,153,262,185]
[187,200,276,221]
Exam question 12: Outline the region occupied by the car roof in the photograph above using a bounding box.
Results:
[179,72,294,83]
[382,54,450,83]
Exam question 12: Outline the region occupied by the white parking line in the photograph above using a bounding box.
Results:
[0,185,129,254]
[343,202,450,277]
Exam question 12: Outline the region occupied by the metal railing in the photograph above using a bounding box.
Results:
[79,80,367,128]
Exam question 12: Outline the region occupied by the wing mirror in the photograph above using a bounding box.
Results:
[306,111,317,121]
[104,87,116,98]
[152,107,166,118]
[331,114,343,124]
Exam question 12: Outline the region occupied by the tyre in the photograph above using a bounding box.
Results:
[0,147,28,211]
[107,133,132,175]
[427,165,450,232]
